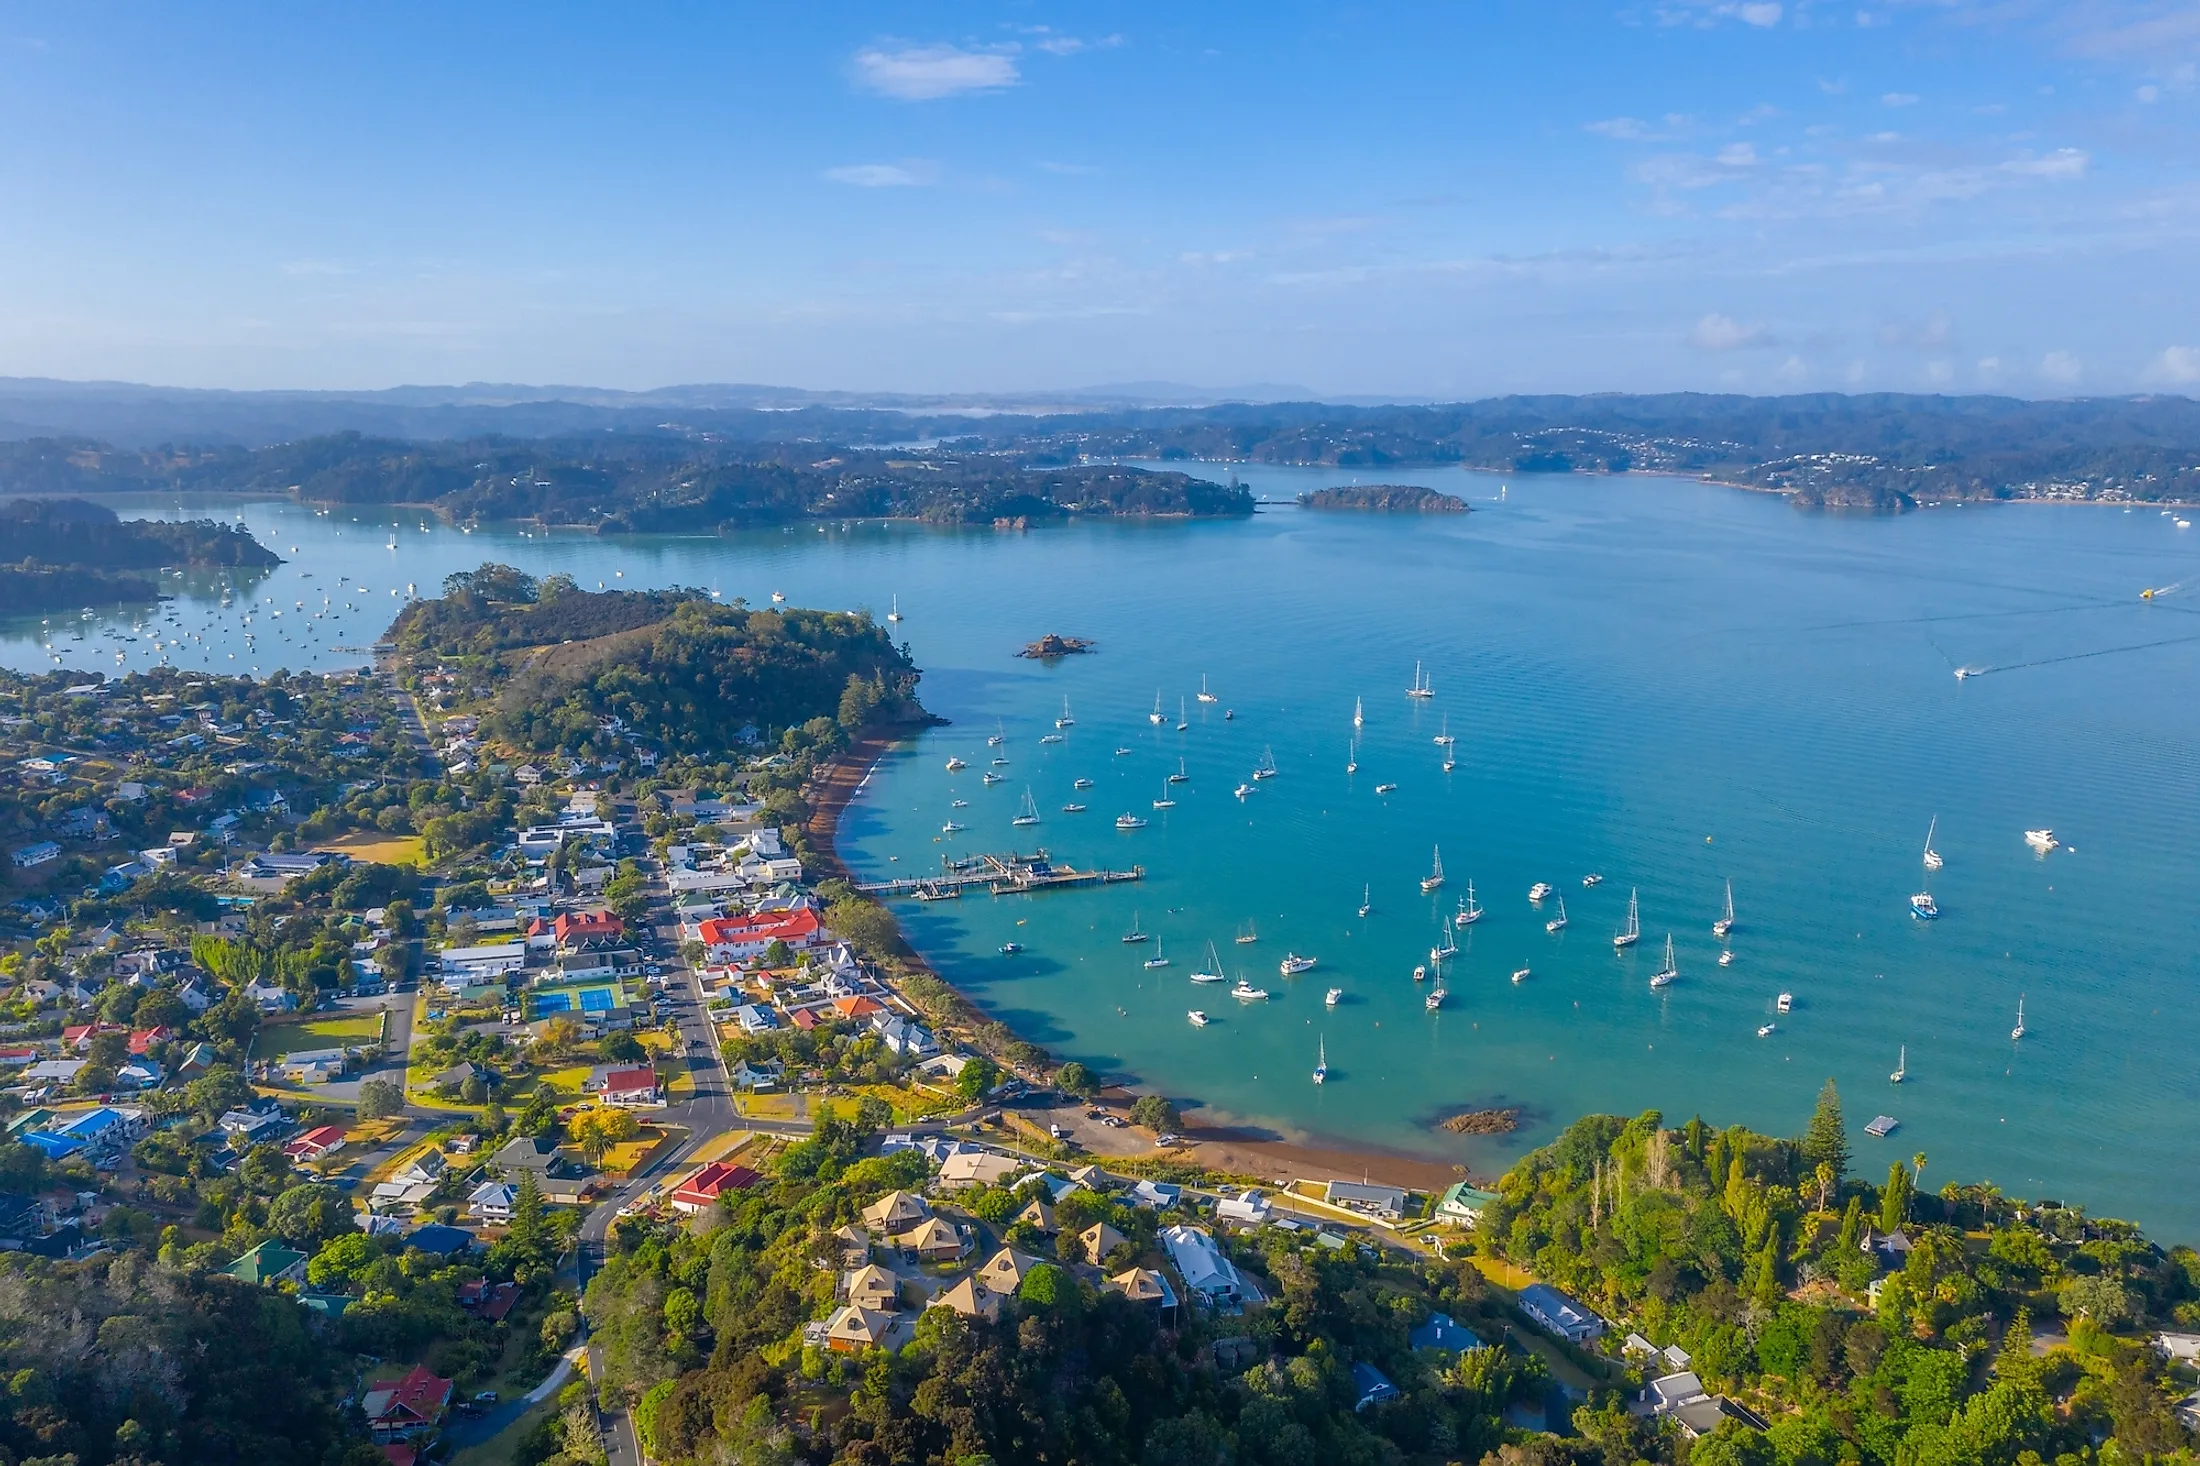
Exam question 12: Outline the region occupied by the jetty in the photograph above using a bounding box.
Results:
[858,848,1143,900]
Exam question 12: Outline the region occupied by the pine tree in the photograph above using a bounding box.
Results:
[1750,1238,1784,1306]
[1879,1159,1913,1233]
[1834,1194,1864,1255]
[1802,1078,1850,1188]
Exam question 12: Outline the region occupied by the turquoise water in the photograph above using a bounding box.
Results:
[9,479,2199,1236]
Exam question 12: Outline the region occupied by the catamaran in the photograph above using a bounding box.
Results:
[1122,912,1149,943]
[1358,883,1372,918]
[1713,880,1735,939]
[1407,660,1434,699]
[1889,1044,1907,1083]
[1191,942,1228,983]
[1056,697,1075,728]
[1922,816,1943,871]
[1252,747,1279,780]
[1197,675,1218,704]
[1614,889,1641,949]
[1455,883,1483,926]
[2011,995,2027,1040]
[1280,952,1317,975]
[1421,845,1446,893]
[1148,692,1165,725]
[1312,1036,1328,1084]
[1012,790,1041,826]
[1649,934,1678,987]
[1545,897,1568,934]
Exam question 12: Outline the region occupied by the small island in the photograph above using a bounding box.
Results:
[1298,484,1469,513]
[1438,1105,1521,1135]
[1016,633,1096,660]
[0,497,282,614]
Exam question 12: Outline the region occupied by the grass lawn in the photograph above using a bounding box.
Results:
[733,1092,803,1121]
[321,830,428,865]
[599,1124,681,1178]
[256,1011,386,1058]
[1466,1254,1538,1291]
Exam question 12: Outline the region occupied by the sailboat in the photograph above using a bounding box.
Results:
[987,720,1006,746]
[1056,697,1075,728]
[1168,757,1190,783]
[2011,995,2027,1040]
[1250,746,1278,781]
[1649,934,1678,987]
[1149,692,1165,725]
[1197,675,1218,704]
[1152,781,1177,810]
[1424,985,1445,1011]
[1357,883,1372,918]
[1235,920,1259,945]
[1353,696,1364,730]
[1442,745,1456,773]
[1012,790,1041,827]
[1614,889,1642,949]
[1190,942,1227,983]
[1407,660,1434,699]
[1312,1036,1328,1084]
[1176,696,1189,731]
[1434,714,1454,746]
[1420,845,1446,893]
[1454,882,1483,927]
[1922,816,1943,871]
[1430,924,1458,964]
[1346,741,1358,775]
[1889,1045,1907,1084]
[1712,880,1735,939]
[1144,940,1171,969]
[1545,897,1568,934]
[887,594,902,623]
[1122,911,1149,944]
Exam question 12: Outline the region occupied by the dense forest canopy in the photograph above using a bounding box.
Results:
[0,497,281,613]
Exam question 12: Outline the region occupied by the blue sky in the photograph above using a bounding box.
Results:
[2,1,2197,398]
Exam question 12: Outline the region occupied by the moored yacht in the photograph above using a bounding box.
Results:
[1358,883,1373,918]
[1909,891,1939,920]
[1152,781,1177,810]
[1312,1036,1328,1084]
[1649,934,1678,987]
[1776,991,1793,1013]
[1455,883,1483,926]
[1253,747,1279,779]
[1115,812,1148,830]
[1421,846,1446,893]
[1614,888,1641,949]
[1122,912,1149,943]
[1511,966,1531,983]
[1231,979,1271,1001]
[2024,828,2059,853]
[982,771,1005,785]
[1424,986,1445,1010]
[1922,815,1943,871]
[1528,882,1553,902]
[1148,692,1165,725]
[1712,880,1735,939]
[1144,940,1171,969]
[1056,697,1075,728]
[1187,1009,1209,1027]
[1168,757,1190,783]
[1325,986,1343,1007]
[945,756,966,771]
[1073,777,1094,789]
[1545,897,1569,933]
[941,819,965,833]
[1191,942,1227,983]
[2011,995,2027,1040]
[1012,790,1041,827]
[1407,660,1434,699]
[1197,675,1218,704]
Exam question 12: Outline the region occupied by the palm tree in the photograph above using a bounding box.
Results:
[1814,1160,1835,1214]
[1912,1152,1928,1185]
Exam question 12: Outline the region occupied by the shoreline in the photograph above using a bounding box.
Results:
[802,727,1488,1194]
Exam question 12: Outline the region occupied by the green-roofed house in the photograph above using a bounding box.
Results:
[1436,1182,1502,1225]
[224,1239,308,1286]
[175,1041,220,1080]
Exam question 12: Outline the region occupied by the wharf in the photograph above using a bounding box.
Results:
[858,848,1143,900]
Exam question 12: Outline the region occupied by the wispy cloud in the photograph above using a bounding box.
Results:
[1656,0,1783,26]
[2002,147,2089,178]
[2147,344,2200,382]
[1587,116,1654,140]
[822,161,939,187]
[2039,349,2084,382]
[852,43,1018,101]
[1882,91,1920,107]
[1038,160,1102,176]
[1690,312,1774,349]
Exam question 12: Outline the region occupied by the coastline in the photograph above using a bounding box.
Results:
[802,727,1485,1194]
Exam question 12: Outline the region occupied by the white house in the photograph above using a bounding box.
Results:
[10,841,61,869]
[469,1181,518,1224]
[439,942,527,980]
[1214,1190,1272,1227]
[1160,1225,1246,1306]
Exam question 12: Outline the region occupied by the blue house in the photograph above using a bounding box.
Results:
[1409,1312,1484,1354]
[1351,1362,1402,1412]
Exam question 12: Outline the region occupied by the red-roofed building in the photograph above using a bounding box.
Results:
[831,995,886,1020]
[282,1124,348,1162]
[788,1007,821,1031]
[670,1161,762,1213]
[62,1023,125,1053]
[128,1026,174,1056]
[362,1365,453,1441]
[380,1445,417,1466]
[553,910,623,948]
[458,1279,521,1321]
[695,907,824,964]
[600,1067,663,1108]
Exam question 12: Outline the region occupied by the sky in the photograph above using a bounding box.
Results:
[2,1,2198,399]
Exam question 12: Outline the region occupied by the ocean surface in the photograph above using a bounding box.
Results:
[9,476,2199,1237]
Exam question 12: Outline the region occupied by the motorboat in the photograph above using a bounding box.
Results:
[1061,802,1087,813]
[1717,949,1733,967]
[2024,828,2059,853]
[1114,747,1132,756]
[1412,964,1427,982]
[1511,966,1530,983]
[999,942,1023,955]
[1528,882,1553,902]
[982,771,1005,785]
[1039,733,1065,745]
[1231,980,1271,1001]
[1187,1009,1209,1027]
[1073,777,1094,789]
[1909,892,1939,920]
[950,798,969,808]
[1325,986,1343,1007]
[1374,782,1397,795]
[945,757,967,771]
[941,820,965,833]
[1776,991,1793,1013]
[1582,873,1603,887]
[1115,813,1148,830]
[1234,782,1256,799]
[1757,1023,1777,1038]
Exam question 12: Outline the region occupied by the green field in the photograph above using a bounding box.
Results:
[256,1011,385,1058]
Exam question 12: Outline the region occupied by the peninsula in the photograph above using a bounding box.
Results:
[1299,484,1469,512]
[0,496,281,614]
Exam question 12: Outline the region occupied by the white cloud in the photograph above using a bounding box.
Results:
[822,161,938,187]
[2148,345,2200,383]
[2137,84,2161,102]
[1736,3,1783,25]
[852,43,1019,101]
[2002,148,2089,179]
[1690,312,1772,350]
[1882,92,1919,107]
[1717,142,1761,166]
[2039,350,2083,383]
[1654,0,1780,27]
[1037,160,1101,176]
[1586,116,1652,139]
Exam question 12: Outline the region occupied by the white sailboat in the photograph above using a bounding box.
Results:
[1890,1044,1907,1083]
[1614,888,1641,949]
[1190,942,1227,983]
[1545,896,1568,934]
[1421,845,1446,893]
[1056,697,1075,728]
[1407,660,1434,698]
[1454,882,1482,926]
[1434,714,1454,746]
[1144,940,1171,969]
[1197,675,1218,704]
[1122,911,1149,944]
[1346,742,1358,775]
[887,594,901,622]
[1430,923,1458,964]
[1253,747,1278,780]
[1357,883,1372,918]
[988,719,1006,746]
[1176,696,1189,731]
[1649,933,1678,987]
[1922,816,1943,871]
[1353,696,1364,730]
[1312,1036,1328,1084]
[1012,790,1041,826]
[2011,995,2027,1040]
[1169,757,1190,783]
[1712,880,1735,939]
[1235,920,1259,945]
[1149,692,1165,725]
[1152,781,1177,810]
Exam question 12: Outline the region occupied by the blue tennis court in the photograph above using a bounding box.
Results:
[532,991,574,1013]
[578,987,617,1013]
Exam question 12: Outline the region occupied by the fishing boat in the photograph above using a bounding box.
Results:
[1511,966,1531,983]
[1253,747,1278,780]
[1234,782,1256,799]
[1582,873,1604,887]
[1713,880,1735,939]
[1430,926,1458,964]
[1073,777,1093,789]
[1545,897,1568,934]
[1614,889,1641,949]
[1649,934,1678,988]
[1187,1009,1209,1027]
[1152,782,1177,810]
[1757,1023,1777,1038]
[1374,782,1398,795]
[999,942,1023,955]
[1909,892,1939,920]
[1148,692,1165,726]
[1922,816,1943,871]
[1777,991,1793,1013]
[1061,802,1087,813]
[1312,1036,1328,1084]
[1528,882,1553,902]
[2024,828,2059,853]
[988,720,1006,746]
[2011,995,2027,1040]
[1353,696,1364,730]
[1434,714,1454,746]
[1168,757,1190,783]
[1407,660,1434,699]
[1412,964,1428,982]
[1236,920,1259,945]
[1115,813,1148,830]
[1056,697,1075,728]
[1191,942,1228,983]
[1421,846,1446,893]
[1889,1045,1907,1083]
[1122,913,1149,943]
[945,756,967,771]
[1231,980,1271,1001]
[1197,675,1218,704]
[1424,987,1445,1010]
[1012,791,1042,827]
[1358,884,1373,918]
[1325,986,1343,1007]
[982,771,1005,786]
[1177,696,1189,731]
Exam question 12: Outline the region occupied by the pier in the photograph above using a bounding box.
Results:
[857,848,1143,900]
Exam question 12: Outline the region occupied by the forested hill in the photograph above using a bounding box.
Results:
[0,433,1253,528]
[0,496,281,613]
[389,565,925,756]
